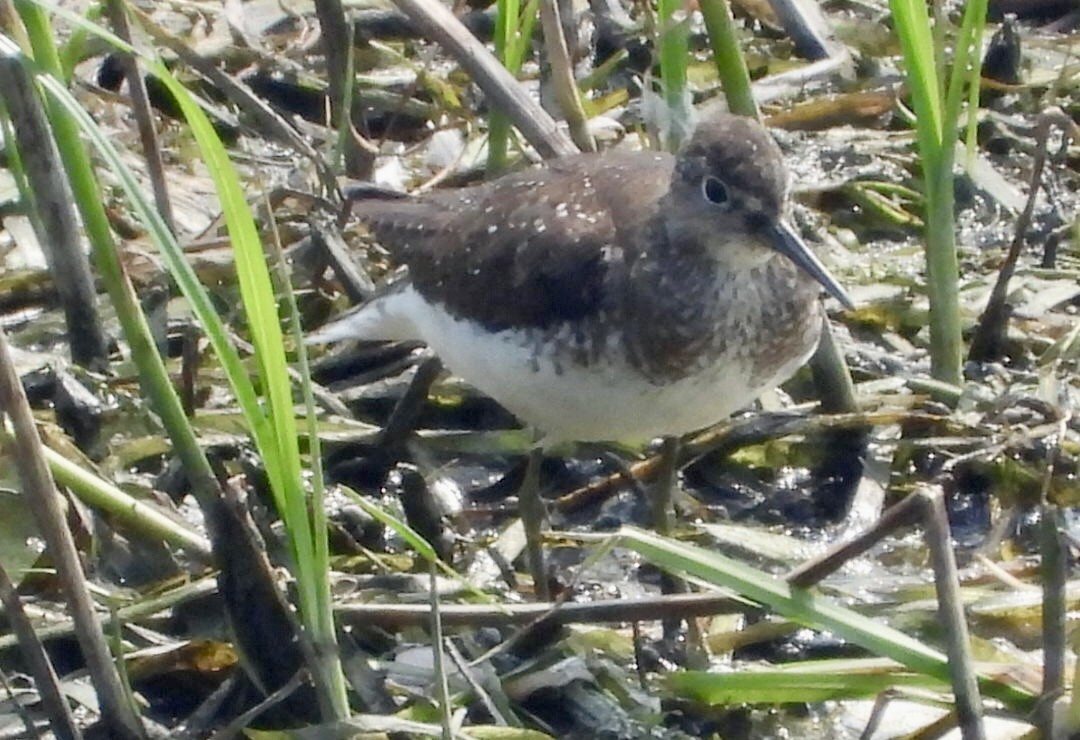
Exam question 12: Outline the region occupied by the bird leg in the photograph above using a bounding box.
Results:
[650,436,680,535]
[651,436,707,664]
[519,445,550,601]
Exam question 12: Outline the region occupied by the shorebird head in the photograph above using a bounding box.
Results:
[668,114,854,310]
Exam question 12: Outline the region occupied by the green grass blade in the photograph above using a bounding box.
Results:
[669,660,949,705]
[889,0,943,157]
[889,0,973,385]
[145,67,348,718]
[617,527,1037,712]
[946,0,988,168]
[656,0,691,149]
[489,0,522,172]
[698,0,756,119]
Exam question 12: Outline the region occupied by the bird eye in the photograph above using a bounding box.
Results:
[701,176,730,207]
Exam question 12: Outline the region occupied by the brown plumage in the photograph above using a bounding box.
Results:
[314,114,850,442]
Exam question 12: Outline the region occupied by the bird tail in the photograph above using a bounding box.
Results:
[305,289,420,345]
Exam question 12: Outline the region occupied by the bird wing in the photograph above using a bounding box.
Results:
[348,151,673,332]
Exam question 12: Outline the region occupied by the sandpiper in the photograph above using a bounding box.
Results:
[313,112,853,594]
